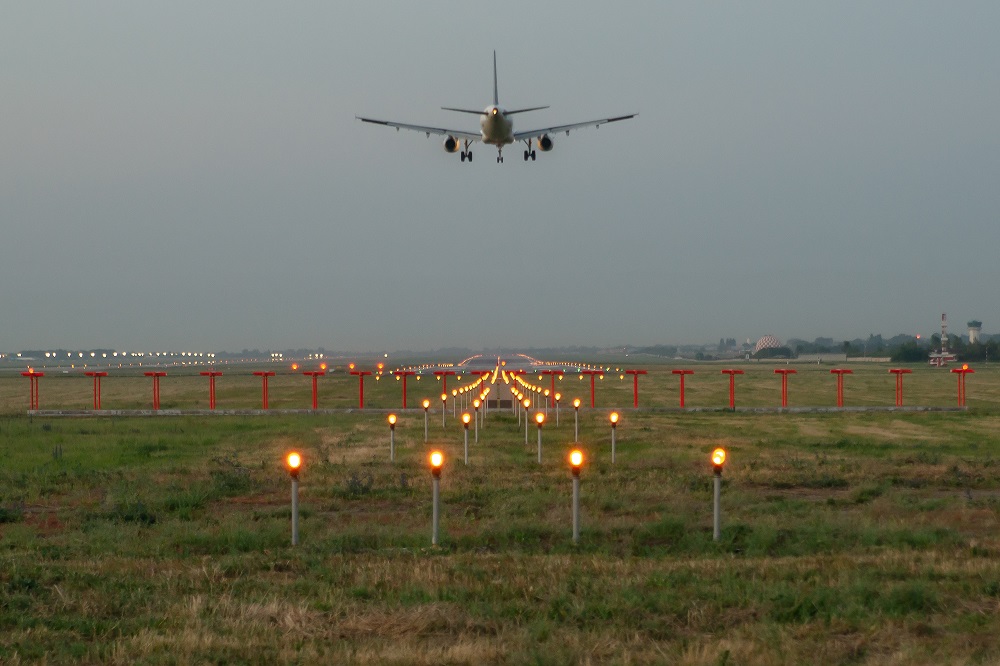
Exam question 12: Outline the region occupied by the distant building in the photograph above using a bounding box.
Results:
[969,320,983,344]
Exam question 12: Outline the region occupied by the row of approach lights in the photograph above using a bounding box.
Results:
[282,445,730,547]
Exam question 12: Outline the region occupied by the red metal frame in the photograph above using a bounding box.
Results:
[625,369,647,408]
[21,371,44,410]
[580,370,603,408]
[672,370,694,408]
[253,371,275,409]
[830,368,852,407]
[721,369,744,409]
[302,371,325,410]
[200,371,223,410]
[85,371,108,410]
[394,371,416,408]
[350,370,373,409]
[951,367,974,406]
[773,368,796,408]
[143,371,167,410]
[889,368,912,407]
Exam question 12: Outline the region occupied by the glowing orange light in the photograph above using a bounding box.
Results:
[291,363,299,371]
[610,412,619,424]
[555,393,561,401]
[388,414,397,426]
[320,363,328,371]
[349,363,355,370]
[523,398,531,409]
[569,449,584,468]
[535,412,545,425]
[462,412,471,425]
[573,398,581,409]
[286,451,302,471]
[963,364,969,370]
[473,399,481,409]
[429,450,444,469]
[441,393,447,402]
[422,399,431,410]
[712,448,727,467]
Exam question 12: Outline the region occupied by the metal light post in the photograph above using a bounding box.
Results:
[85,371,108,410]
[554,393,562,426]
[573,398,581,441]
[672,369,694,408]
[388,414,397,462]
[200,371,222,410]
[302,370,325,410]
[523,398,531,446]
[253,371,275,409]
[286,452,302,546]
[625,369,647,408]
[952,365,975,407]
[609,411,619,463]
[22,370,44,410]
[422,399,430,442]
[535,412,545,463]
[429,451,444,546]
[889,368,912,407]
[774,368,796,408]
[441,393,447,428]
[830,368,853,408]
[473,399,481,442]
[721,369,744,410]
[569,449,584,545]
[462,413,471,464]
[712,448,726,542]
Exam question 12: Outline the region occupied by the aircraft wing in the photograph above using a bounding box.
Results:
[512,113,637,141]
[356,116,480,141]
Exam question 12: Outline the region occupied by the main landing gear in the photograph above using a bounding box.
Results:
[460,139,473,162]
[522,138,536,161]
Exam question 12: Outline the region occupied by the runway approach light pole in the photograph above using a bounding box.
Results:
[523,398,532,446]
[253,371,275,409]
[440,393,447,428]
[573,398,581,441]
[889,368,912,407]
[387,414,397,462]
[200,371,222,410]
[609,412,619,463]
[774,368,796,408]
[554,393,562,426]
[422,399,431,442]
[462,412,471,464]
[472,399,481,442]
[85,371,107,410]
[952,365,974,407]
[143,371,166,410]
[302,370,325,410]
[830,368,853,407]
[286,451,302,546]
[429,451,444,546]
[721,369,744,410]
[22,370,44,411]
[712,448,727,542]
[569,449,584,545]
[672,369,694,408]
[535,412,545,463]
[625,369,647,407]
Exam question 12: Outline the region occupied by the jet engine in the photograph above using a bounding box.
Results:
[443,136,460,153]
[537,134,553,151]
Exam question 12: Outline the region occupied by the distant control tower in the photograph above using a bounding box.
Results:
[969,320,983,344]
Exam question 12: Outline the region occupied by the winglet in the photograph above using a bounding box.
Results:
[493,51,499,106]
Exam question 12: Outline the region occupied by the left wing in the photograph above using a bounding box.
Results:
[512,113,637,141]
[355,116,480,140]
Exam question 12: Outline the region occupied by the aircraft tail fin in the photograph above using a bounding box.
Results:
[493,50,498,106]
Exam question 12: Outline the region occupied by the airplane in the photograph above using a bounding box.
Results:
[356,52,636,163]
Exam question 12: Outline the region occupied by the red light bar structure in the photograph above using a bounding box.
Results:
[394,370,417,408]
[143,371,167,410]
[951,366,974,407]
[433,370,457,397]
[85,371,108,410]
[302,370,325,410]
[21,371,44,410]
[672,369,694,408]
[253,371,275,409]
[539,370,561,407]
[350,370,373,409]
[830,368,852,407]
[889,368,912,407]
[773,368,796,408]
[721,369,744,409]
[580,370,603,408]
[200,371,223,410]
[625,369,647,408]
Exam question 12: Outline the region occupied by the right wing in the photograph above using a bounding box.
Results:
[356,116,480,141]
[512,113,637,141]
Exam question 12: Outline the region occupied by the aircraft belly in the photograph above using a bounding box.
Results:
[481,117,513,146]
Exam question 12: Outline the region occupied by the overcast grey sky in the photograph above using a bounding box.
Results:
[2,2,997,353]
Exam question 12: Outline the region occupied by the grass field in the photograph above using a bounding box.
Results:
[1,362,999,664]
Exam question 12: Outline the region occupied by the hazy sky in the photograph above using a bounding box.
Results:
[2,2,997,353]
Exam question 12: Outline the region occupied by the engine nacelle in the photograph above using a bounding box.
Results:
[537,134,554,152]
[443,136,460,153]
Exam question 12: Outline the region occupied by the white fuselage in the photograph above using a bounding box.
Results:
[480,106,514,146]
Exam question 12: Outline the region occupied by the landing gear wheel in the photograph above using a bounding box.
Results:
[523,150,529,161]
[461,152,466,162]
[468,151,472,162]
[530,151,536,161]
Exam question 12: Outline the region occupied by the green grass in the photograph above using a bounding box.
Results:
[1,365,1000,663]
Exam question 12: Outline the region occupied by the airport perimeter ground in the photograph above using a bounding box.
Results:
[1,360,999,664]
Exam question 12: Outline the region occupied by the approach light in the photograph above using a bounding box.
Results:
[535,412,545,426]
[712,447,727,473]
[610,412,619,425]
[573,398,581,409]
[388,414,397,427]
[569,449,584,472]
[441,393,447,403]
[423,399,431,410]
[462,412,471,426]
[286,451,302,478]
[429,450,444,476]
